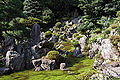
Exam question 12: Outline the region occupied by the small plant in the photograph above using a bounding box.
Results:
[46,51,59,60]
[75,35,83,40]
[44,31,52,37]
[94,28,101,33]
[71,40,79,47]
[110,35,120,46]
[55,22,62,28]
[59,35,64,39]
[72,33,79,38]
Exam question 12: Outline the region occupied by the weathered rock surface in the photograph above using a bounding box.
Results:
[6,51,24,71]
[0,67,10,75]
[32,59,56,71]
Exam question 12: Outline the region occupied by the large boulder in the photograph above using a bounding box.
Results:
[32,59,56,71]
[6,51,24,71]
[99,39,118,60]
[30,24,41,45]
[1,36,16,57]
[0,67,10,75]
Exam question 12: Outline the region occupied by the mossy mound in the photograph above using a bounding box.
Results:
[44,31,52,37]
[46,51,59,60]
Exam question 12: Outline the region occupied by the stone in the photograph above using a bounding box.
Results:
[1,36,15,57]
[78,35,87,52]
[73,47,82,57]
[60,63,66,71]
[41,60,56,70]
[0,67,10,75]
[30,24,41,45]
[32,59,56,71]
[6,51,24,71]
[99,39,118,60]
[48,35,58,43]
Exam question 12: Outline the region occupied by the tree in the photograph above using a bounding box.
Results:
[0,0,24,41]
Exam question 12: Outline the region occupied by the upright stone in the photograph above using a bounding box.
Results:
[30,24,41,45]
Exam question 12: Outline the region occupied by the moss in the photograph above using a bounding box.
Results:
[55,22,62,28]
[44,31,52,37]
[72,33,79,38]
[46,51,59,60]
[0,56,97,80]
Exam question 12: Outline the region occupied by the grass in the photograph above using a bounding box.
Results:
[0,56,96,80]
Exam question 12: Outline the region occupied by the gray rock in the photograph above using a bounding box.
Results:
[6,51,24,71]
[1,36,15,57]
[60,63,66,70]
[30,24,41,45]
[99,39,118,60]
[32,59,56,71]
[0,67,10,75]
[73,47,83,57]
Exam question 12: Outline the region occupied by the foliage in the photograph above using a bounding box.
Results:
[97,16,113,28]
[44,31,52,37]
[72,33,79,38]
[71,40,79,47]
[59,35,64,39]
[75,35,83,40]
[46,51,59,60]
[94,28,101,33]
[55,22,62,28]
[110,35,120,46]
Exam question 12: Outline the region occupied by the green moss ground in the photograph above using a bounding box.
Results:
[0,56,96,80]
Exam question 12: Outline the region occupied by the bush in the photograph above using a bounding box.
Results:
[110,24,118,29]
[104,29,110,34]
[116,11,120,17]
[46,51,59,60]
[59,35,64,39]
[110,35,120,46]
[94,28,101,33]
[75,35,83,40]
[44,31,52,37]
[72,33,79,38]
[55,22,62,28]
[71,40,79,47]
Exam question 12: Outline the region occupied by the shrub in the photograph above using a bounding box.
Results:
[110,35,120,46]
[110,24,118,29]
[116,11,120,17]
[44,31,52,37]
[72,33,79,38]
[104,29,110,34]
[59,35,64,39]
[46,51,59,60]
[75,35,83,40]
[94,28,101,33]
[71,40,79,47]
[55,22,62,28]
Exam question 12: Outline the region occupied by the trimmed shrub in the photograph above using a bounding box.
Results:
[47,51,59,60]
[44,31,52,37]
[72,33,79,38]
[75,35,83,40]
[94,28,101,33]
[55,22,62,28]
[59,35,64,39]
[71,40,79,47]
[110,35,120,46]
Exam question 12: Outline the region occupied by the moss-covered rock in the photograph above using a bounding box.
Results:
[47,51,59,60]
[59,35,64,39]
[94,28,101,33]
